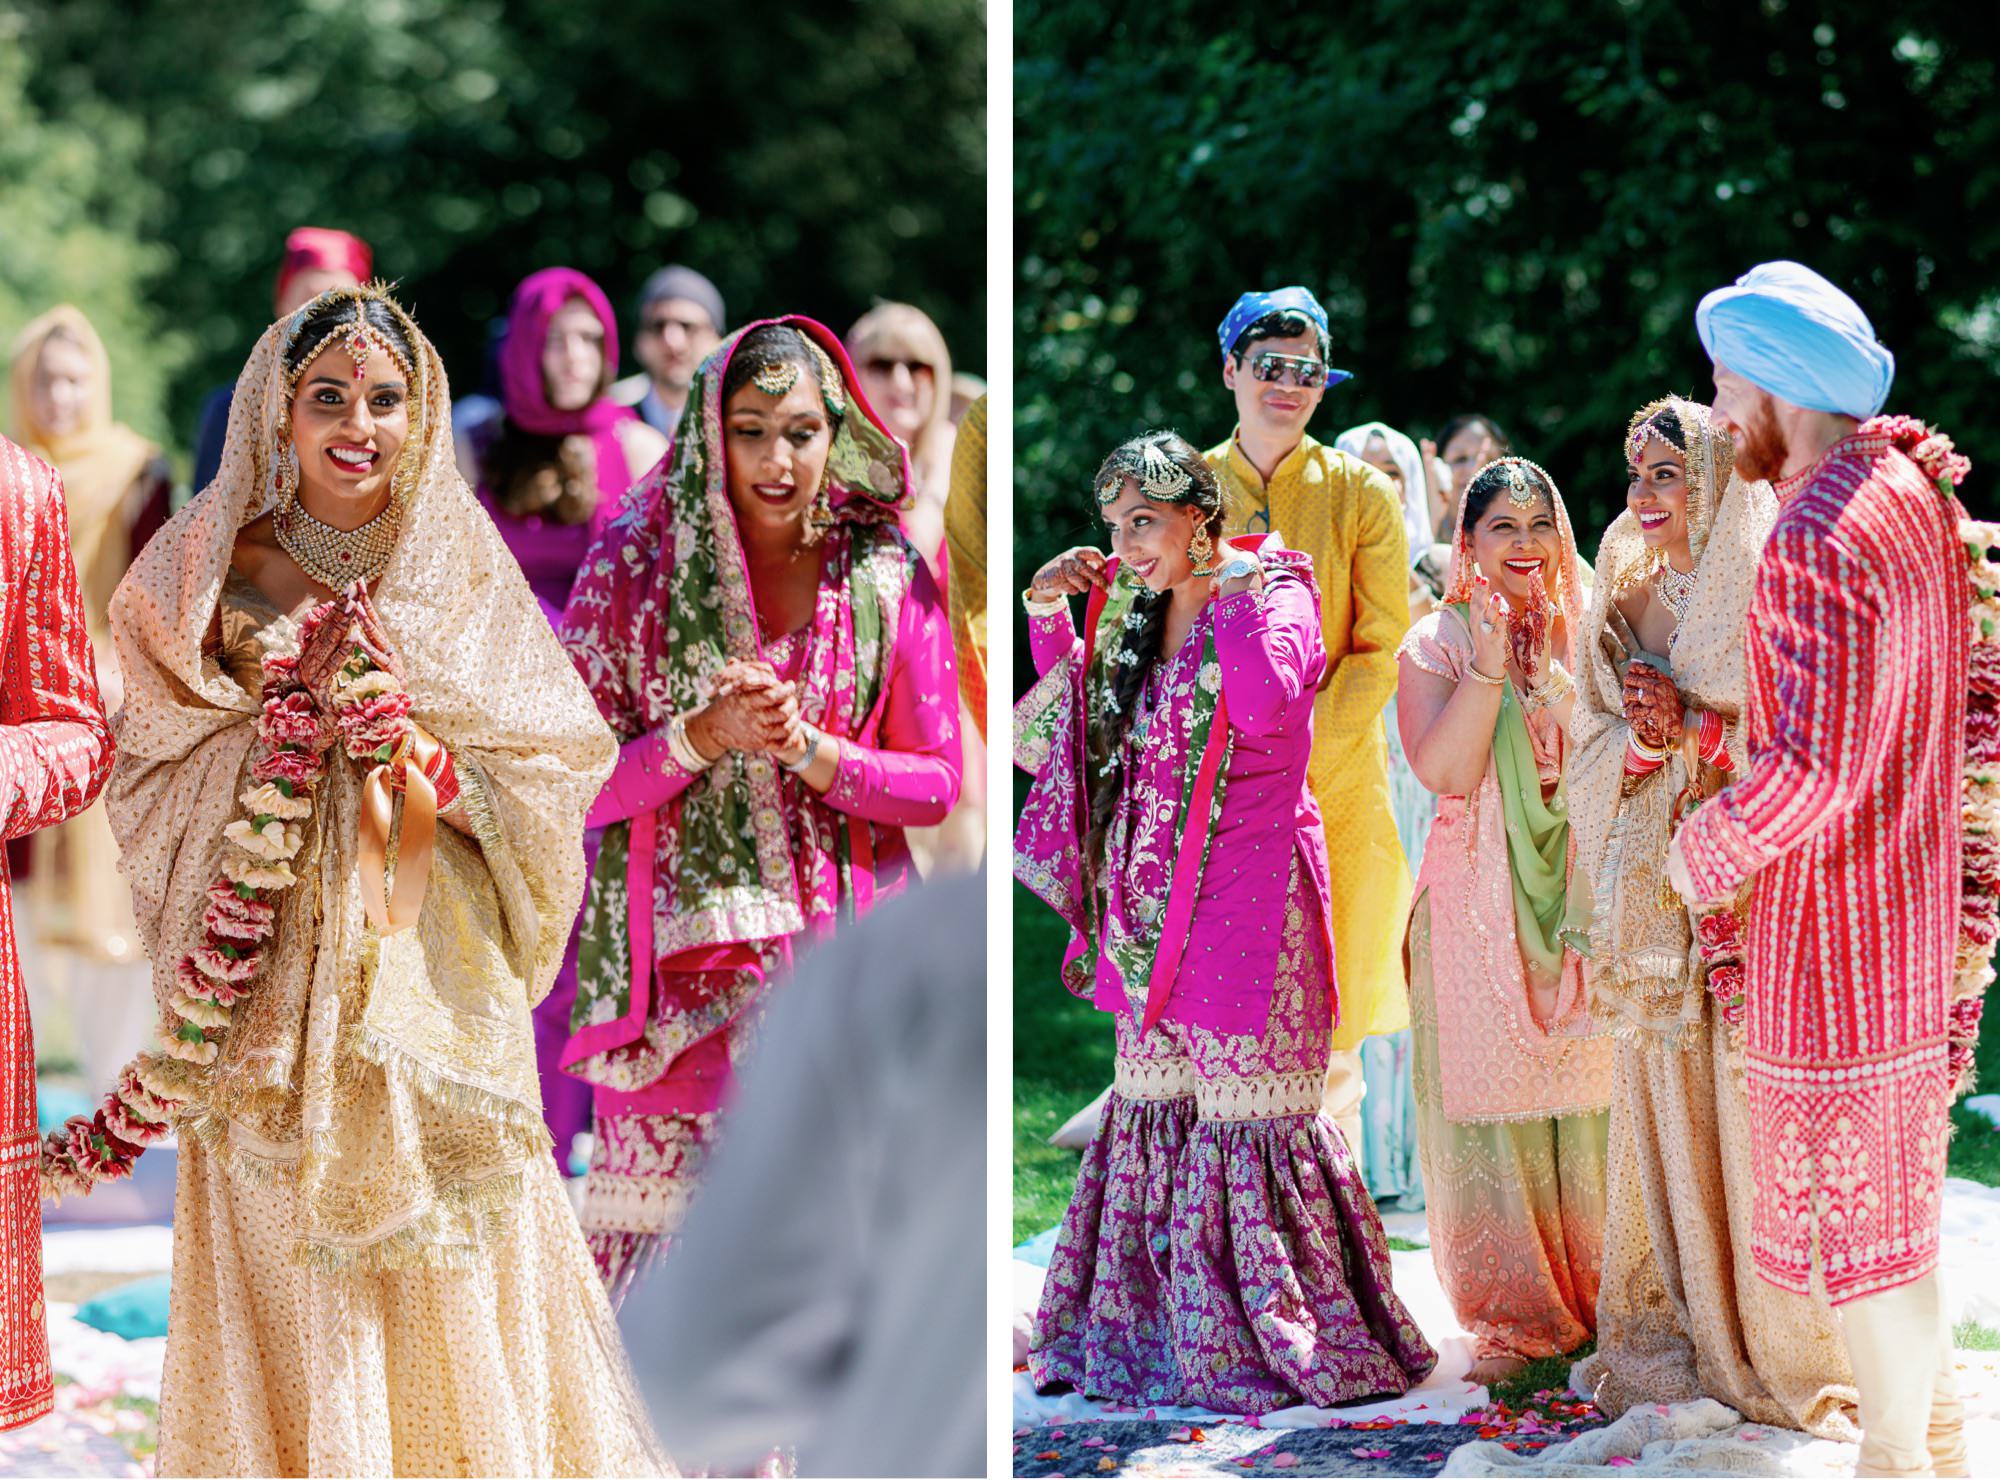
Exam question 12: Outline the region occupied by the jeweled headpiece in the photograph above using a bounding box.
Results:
[1096,440,1195,505]
[752,361,799,397]
[1469,455,1557,513]
[1626,409,1676,467]
[1138,440,1192,501]
[281,284,416,392]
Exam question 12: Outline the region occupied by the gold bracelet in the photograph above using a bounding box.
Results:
[1465,664,1505,687]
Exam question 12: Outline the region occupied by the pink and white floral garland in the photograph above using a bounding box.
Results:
[41,596,415,1199]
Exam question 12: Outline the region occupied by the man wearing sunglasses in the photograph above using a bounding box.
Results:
[614,264,727,436]
[1204,286,1413,1162]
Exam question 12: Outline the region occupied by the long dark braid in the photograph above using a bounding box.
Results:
[1080,430,1224,912]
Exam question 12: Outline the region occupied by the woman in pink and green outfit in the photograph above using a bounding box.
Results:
[556,318,960,1299]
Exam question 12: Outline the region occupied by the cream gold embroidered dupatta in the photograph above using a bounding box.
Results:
[1567,397,1775,1036]
[105,302,616,1267]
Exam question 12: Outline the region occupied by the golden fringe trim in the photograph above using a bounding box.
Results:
[183,1102,539,1272]
[452,757,505,852]
[289,1165,531,1274]
[343,1026,550,1145]
[1586,955,1705,1051]
[179,1108,299,1189]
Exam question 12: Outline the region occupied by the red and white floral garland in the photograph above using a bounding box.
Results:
[41,597,416,1199]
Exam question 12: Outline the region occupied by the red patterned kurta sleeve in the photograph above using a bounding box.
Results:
[1677,524,1887,901]
[0,456,114,838]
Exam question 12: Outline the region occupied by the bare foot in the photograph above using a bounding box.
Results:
[1465,1354,1530,1387]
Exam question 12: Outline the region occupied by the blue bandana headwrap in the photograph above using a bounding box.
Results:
[1695,261,1895,420]
[1216,287,1350,388]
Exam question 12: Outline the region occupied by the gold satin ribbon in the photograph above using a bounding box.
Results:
[358,727,441,935]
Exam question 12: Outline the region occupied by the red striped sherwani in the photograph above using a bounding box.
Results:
[1678,420,1967,1305]
[0,436,114,1431]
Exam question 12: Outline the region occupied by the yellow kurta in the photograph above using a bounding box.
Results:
[944,395,987,735]
[1209,431,1412,1047]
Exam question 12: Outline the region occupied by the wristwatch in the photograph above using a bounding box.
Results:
[1216,554,1262,585]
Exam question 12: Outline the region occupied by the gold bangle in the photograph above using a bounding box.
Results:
[1465,664,1505,687]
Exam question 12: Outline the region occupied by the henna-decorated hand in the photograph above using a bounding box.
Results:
[1029,546,1109,602]
[1623,662,1683,749]
[1506,579,1551,680]
[297,607,356,713]
[685,669,796,759]
[297,585,405,712]
[339,582,404,682]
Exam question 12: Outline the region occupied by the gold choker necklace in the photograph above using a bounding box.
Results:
[275,493,400,589]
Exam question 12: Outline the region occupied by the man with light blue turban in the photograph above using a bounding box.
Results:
[1697,260,1894,422]
[1670,261,1974,1476]
[1206,286,1411,1158]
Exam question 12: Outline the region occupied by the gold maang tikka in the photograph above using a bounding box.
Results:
[281,290,414,393]
[753,361,799,397]
[1504,461,1535,509]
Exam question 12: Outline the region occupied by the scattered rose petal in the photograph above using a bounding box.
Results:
[1740,1428,1766,1440]
[1271,1455,1300,1469]
[1352,1448,1391,1459]
[1608,1459,1636,1468]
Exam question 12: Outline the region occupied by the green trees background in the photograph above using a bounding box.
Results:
[1016,0,1998,689]
[1,0,985,463]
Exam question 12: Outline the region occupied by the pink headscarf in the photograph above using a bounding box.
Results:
[499,266,628,436]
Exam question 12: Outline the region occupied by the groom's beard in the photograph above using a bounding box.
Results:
[1732,395,1790,483]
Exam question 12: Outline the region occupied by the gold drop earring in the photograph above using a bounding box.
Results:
[1187,521,1217,577]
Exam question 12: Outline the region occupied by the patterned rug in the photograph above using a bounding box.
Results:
[1013,1393,1608,1476]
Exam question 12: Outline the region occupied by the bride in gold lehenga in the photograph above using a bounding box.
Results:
[100,285,668,1476]
[1567,396,1857,1439]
